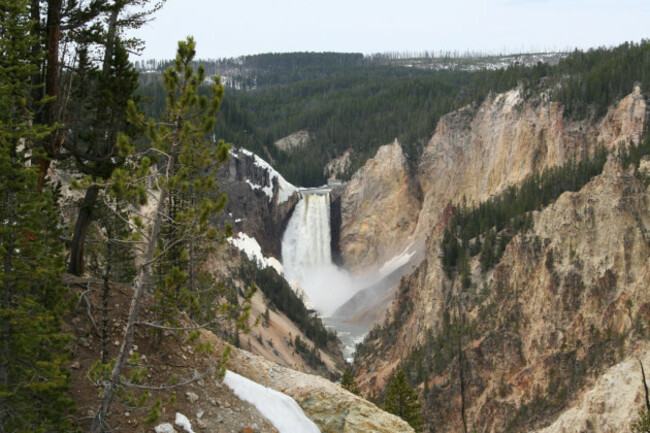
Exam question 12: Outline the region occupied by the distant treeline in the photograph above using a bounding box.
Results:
[136,41,650,186]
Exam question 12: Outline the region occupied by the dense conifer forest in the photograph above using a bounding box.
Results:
[137,41,650,186]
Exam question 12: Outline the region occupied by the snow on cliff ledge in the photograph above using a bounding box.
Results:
[223,370,321,433]
[232,147,297,204]
[228,232,284,275]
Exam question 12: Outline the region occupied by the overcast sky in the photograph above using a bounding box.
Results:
[130,0,650,60]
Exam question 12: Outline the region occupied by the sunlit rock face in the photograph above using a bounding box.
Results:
[223,343,415,433]
[354,84,649,431]
[415,86,646,241]
[339,139,422,272]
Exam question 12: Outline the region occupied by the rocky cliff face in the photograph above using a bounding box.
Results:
[347,86,649,432]
[357,158,650,432]
[325,149,353,180]
[216,148,299,258]
[274,130,312,152]
[415,86,646,239]
[336,88,644,325]
[340,139,422,272]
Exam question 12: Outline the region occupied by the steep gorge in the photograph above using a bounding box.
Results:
[342,86,649,431]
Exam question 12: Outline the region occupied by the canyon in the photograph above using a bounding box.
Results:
[203,80,650,432]
[60,75,649,433]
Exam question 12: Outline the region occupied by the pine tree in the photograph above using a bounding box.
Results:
[90,37,242,432]
[384,369,423,432]
[32,0,166,187]
[146,36,232,332]
[0,0,75,430]
[341,367,361,396]
[67,36,140,276]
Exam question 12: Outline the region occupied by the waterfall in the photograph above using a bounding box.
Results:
[282,191,354,316]
[282,193,332,272]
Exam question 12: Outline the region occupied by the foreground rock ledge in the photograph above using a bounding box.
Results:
[218,339,414,433]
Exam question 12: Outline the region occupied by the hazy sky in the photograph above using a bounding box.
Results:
[131,0,650,60]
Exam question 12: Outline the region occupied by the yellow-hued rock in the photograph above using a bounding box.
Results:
[340,139,422,271]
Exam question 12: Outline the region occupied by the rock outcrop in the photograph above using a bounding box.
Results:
[274,130,312,152]
[533,345,650,433]
[325,149,353,180]
[339,139,422,272]
[216,147,299,258]
[415,86,646,239]
[224,344,414,433]
[357,158,650,432]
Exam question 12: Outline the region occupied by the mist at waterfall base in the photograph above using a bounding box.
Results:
[281,192,359,317]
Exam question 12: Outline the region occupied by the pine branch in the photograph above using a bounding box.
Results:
[135,316,229,331]
[119,364,214,391]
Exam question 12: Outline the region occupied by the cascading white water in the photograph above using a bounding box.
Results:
[282,191,354,316]
[282,193,332,271]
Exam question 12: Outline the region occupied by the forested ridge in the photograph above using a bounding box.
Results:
[138,41,650,186]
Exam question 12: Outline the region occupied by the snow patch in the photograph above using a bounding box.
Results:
[245,179,269,197]
[228,232,284,275]
[236,148,297,204]
[223,370,321,433]
[154,424,175,433]
[378,243,416,278]
[175,413,195,433]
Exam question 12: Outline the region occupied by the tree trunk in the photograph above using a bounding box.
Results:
[91,118,179,431]
[0,165,16,428]
[68,6,120,276]
[91,184,168,433]
[37,0,63,190]
[29,0,43,109]
[68,184,100,275]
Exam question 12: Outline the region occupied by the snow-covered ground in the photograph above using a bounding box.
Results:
[227,232,284,274]
[155,413,196,433]
[174,413,196,433]
[394,52,566,72]
[223,370,321,433]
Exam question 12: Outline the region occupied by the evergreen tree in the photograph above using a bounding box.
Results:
[0,0,75,430]
[90,37,243,432]
[384,369,423,432]
[32,0,166,187]
[341,367,361,396]
[66,36,140,276]
[66,0,165,276]
[146,36,233,333]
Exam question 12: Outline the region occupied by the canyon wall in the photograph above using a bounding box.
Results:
[348,87,649,432]
[340,139,422,272]
[216,148,299,258]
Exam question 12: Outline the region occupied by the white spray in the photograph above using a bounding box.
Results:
[282,192,355,316]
